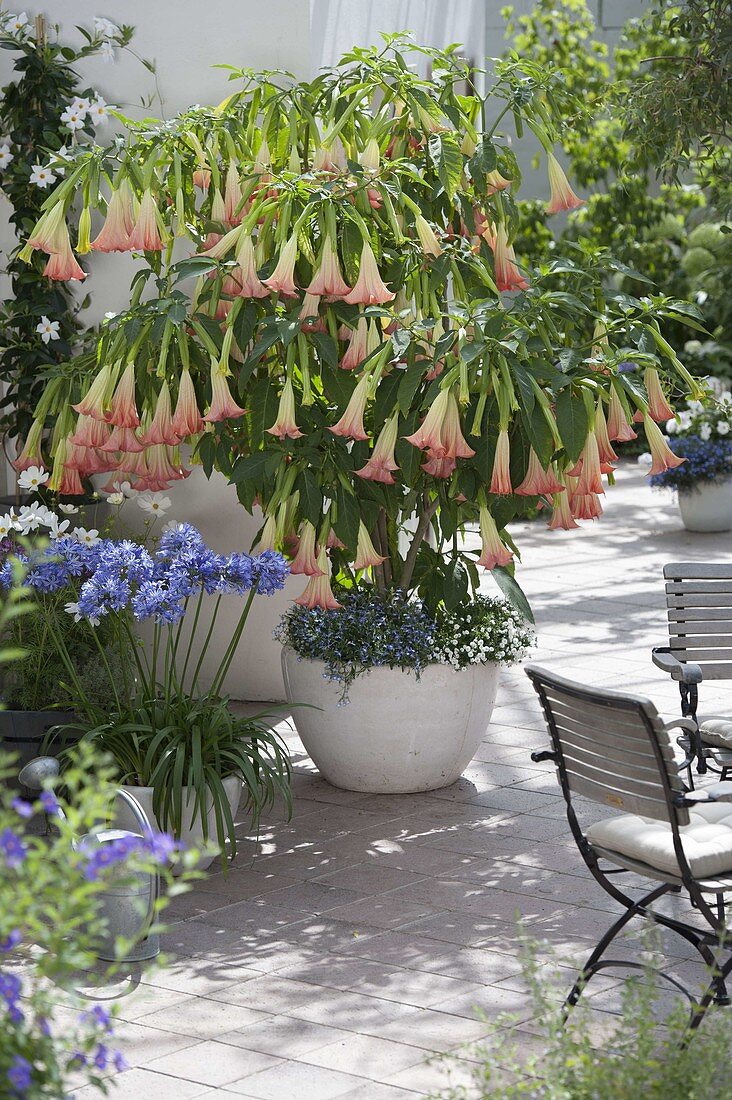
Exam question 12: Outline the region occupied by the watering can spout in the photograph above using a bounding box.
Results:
[18,756,60,790]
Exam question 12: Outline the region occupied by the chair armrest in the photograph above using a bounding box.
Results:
[663,718,699,736]
[652,647,703,684]
[676,782,732,806]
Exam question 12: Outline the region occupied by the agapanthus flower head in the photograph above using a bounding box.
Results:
[344,240,395,306]
[294,548,341,610]
[477,506,513,571]
[329,371,372,441]
[355,412,400,484]
[545,153,584,215]
[266,378,304,440]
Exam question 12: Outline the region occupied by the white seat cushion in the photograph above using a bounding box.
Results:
[586,802,732,879]
[699,717,732,751]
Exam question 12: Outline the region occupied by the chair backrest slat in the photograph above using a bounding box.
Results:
[663,563,732,680]
[526,664,689,826]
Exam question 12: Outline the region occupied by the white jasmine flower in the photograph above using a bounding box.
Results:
[88,98,115,127]
[60,106,86,132]
[718,421,730,436]
[138,492,171,516]
[36,316,60,343]
[70,96,90,114]
[93,16,120,38]
[0,143,13,170]
[58,503,79,514]
[637,452,653,468]
[17,465,49,491]
[700,423,712,441]
[6,12,29,35]
[0,514,18,538]
[72,526,99,546]
[48,145,72,177]
[29,163,56,189]
[100,39,115,62]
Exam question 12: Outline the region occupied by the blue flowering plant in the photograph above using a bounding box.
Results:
[1,524,293,861]
[0,738,195,1100]
[648,383,732,491]
[276,589,533,700]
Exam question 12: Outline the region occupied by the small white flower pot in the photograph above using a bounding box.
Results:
[115,775,242,872]
[281,647,500,793]
[677,479,732,533]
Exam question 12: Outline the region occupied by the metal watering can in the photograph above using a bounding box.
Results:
[18,757,160,962]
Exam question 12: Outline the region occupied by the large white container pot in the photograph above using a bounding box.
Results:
[677,479,732,533]
[281,647,500,793]
[115,774,242,872]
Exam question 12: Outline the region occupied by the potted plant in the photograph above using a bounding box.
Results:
[19,40,702,791]
[648,387,732,531]
[1,522,293,869]
[277,590,532,792]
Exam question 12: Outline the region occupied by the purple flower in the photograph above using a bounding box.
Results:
[93,1043,109,1071]
[0,828,27,869]
[7,1055,32,1093]
[80,1003,112,1031]
[0,971,23,1023]
[0,929,22,952]
[39,790,60,815]
[251,550,290,595]
[11,798,34,819]
[143,830,176,863]
[112,1050,128,1072]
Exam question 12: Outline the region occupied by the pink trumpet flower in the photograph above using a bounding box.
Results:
[101,424,144,453]
[266,378,304,440]
[26,202,68,254]
[354,522,386,570]
[69,414,110,450]
[548,484,580,530]
[107,362,141,428]
[339,316,369,371]
[147,444,188,486]
[594,401,618,468]
[326,529,346,551]
[355,412,400,484]
[12,418,44,472]
[172,369,204,437]
[294,548,341,610]
[440,392,476,460]
[414,215,442,258]
[262,233,299,297]
[645,415,686,476]
[490,429,513,495]
[234,233,270,298]
[485,169,511,194]
[406,389,473,461]
[199,225,242,260]
[306,234,351,298]
[477,505,513,570]
[224,162,243,226]
[193,168,211,190]
[645,367,675,422]
[43,229,86,281]
[571,491,603,521]
[128,189,166,252]
[72,360,119,421]
[516,449,565,496]
[576,433,604,496]
[545,153,584,215]
[203,364,246,422]
[91,184,134,252]
[141,381,180,446]
[607,388,637,443]
[344,240,395,306]
[329,372,371,441]
[289,521,323,576]
[299,293,326,333]
[421,455,456,478]
[493,223,528,293]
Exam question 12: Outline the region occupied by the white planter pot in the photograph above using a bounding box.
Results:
[115,774,242,872]
[281,647,500,793]
[677,480,732,533]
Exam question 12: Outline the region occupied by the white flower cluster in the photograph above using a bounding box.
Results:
[13,466,172,521]
[0,498,96,543]
[665,381,732,441]
[433,598,535,671]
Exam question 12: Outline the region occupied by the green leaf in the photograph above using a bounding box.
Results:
[297,468,322,527]
[493,567,534,624]
[229,450,279,485]
[521,403,555,468]
[429,132,462,201]
[442,559,470,611]
[171,256,219,283]
[334,484,360,550]
[309,331,339,370]
[555,388,588,463]
[397,359,427,415]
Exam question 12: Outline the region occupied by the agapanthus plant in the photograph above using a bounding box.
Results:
[1,526,293,858]
[19,37,705,614]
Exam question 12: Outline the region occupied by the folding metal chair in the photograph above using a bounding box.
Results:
[526,663,732,1028]
[653,562,732,780]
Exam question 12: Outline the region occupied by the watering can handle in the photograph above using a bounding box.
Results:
[113,788,160,937]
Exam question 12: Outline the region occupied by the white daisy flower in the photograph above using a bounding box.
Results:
[16,504,45,532]
[36,316,60,343]
[58,503,79,514]
[138,492,171,516]
[46,515,70,539]
[17,465,49,491]
[29,163,56,189]
[72,526,100,546]
[0,513,18,538]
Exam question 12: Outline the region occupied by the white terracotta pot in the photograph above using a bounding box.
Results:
[677,479,732,533]
[115,774,242,872]
[281,647,500,793]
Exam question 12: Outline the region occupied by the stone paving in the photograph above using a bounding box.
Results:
[72,462,731,1098]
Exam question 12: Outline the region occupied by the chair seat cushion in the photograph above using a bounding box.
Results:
[699,717,732,750]
[586,801,732,879]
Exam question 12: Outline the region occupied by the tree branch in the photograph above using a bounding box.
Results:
[399,494,438,592]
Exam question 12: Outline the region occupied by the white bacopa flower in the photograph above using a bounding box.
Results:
[72,526,100,546]
[17,465,49,491]
[58,503,79,515]
[700,423,712,441]
[36,316,60,343]
[665,418,677,435]
[717,421,730,436]
[60,106,86,132]
[0,143,14,170]
[29,163,56,189]
[138,492,171,516]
